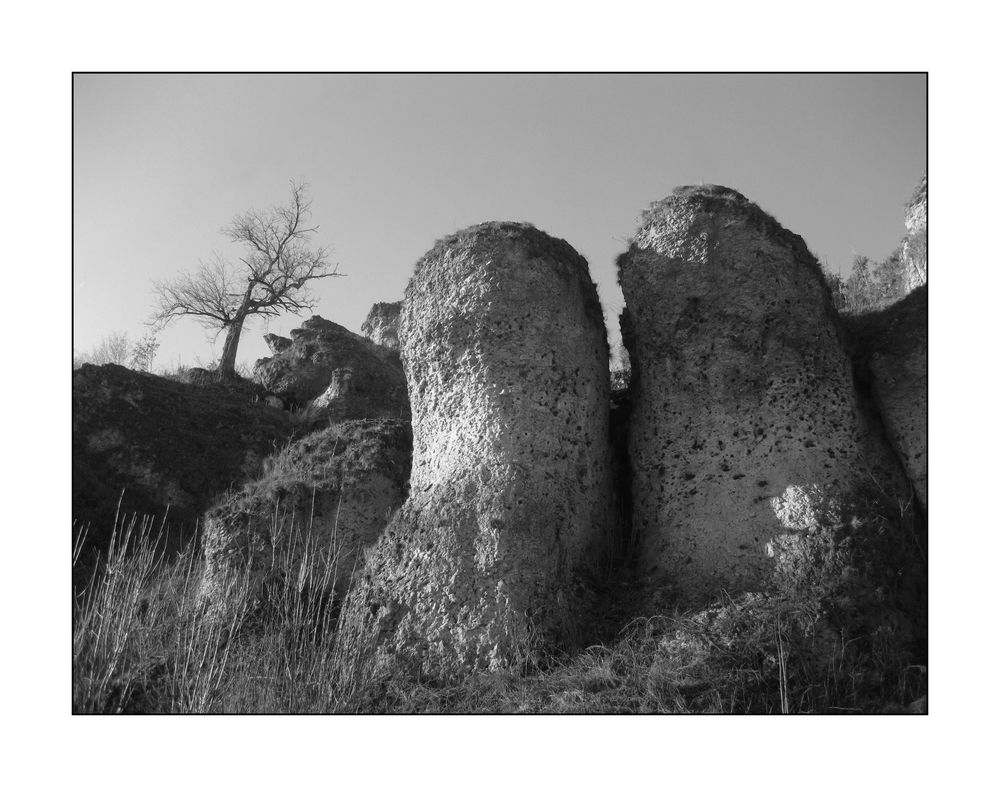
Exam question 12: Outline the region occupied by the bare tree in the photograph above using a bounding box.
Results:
[152,181,339,376]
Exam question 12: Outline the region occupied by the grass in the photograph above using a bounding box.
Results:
[73,482,926,714]
[73,504,347,713]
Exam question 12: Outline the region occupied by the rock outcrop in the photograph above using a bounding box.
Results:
[901,175,927,292]
[360,301,402,350]
[336,222,614,679]
[253,316,409,422]
[617,185,908,604]
[198,419,412,611]
[72,363,293,560]
[264,333,292,354]
[843,285,928,511]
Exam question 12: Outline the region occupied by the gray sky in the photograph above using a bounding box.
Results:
[73,74,926,369]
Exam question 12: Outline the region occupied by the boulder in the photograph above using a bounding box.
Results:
[198,419,412,612]
[336,222,614,680]
[360,301,402,350]
[72,363,293,562]
[843,285,928,511]
[616,185,908,605]
[252,316,409,422]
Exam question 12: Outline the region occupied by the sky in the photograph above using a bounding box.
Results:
[73,74,926,370]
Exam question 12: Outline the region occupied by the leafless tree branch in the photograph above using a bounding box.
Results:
[150,181,341,375]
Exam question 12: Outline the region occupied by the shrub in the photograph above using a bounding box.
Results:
[74,330,160,372]
[826,251,909,315]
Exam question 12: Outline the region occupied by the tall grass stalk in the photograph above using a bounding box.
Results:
[73,496,357,712]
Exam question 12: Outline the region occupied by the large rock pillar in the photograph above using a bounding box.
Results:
[617,186,906,604]
[336,222,613,679]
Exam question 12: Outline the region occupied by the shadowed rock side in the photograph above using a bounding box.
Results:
[336,222,614,680]
[617,185,907,605]
[843,286,928,511]
[253,316,409,422]
[360,301,402,350]
[198,419,412,612]
[73,363,293,560]
[901,174,927,292]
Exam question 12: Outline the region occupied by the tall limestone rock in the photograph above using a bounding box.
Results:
[617,185,907,604]
[901,175,927,292]
[336,222,614,679]
[844,285,928,511]
[360,301,402,350]
[198,419,411,612]
[253,316,409,421]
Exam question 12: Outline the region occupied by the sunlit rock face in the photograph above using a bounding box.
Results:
[336,222,614,679]
[901,175,927,292]
[617,185,907,604]
[360,301,402,351]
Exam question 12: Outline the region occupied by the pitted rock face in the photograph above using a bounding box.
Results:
[901,175,927,292]
[336,222,614,679]
[846,286,928,511]
[253,316,409,421]
[360,301,402,350]
[198,419,411,612]
[617,185,906,604]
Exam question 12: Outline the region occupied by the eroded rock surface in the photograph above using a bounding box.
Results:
[360,301,402,350]
[337,222,614,679]
[617,185,907,604]
[901,175,927,292]
[198,419,411,611]
[253,316,409,422]
[843,285,928,511]
[264,333,293,354]
[72,363,293,560]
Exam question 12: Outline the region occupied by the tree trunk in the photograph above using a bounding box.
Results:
[218,316,245,377]
[218,288,253,378]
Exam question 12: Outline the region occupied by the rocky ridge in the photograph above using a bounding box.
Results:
[74,181,927,699]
